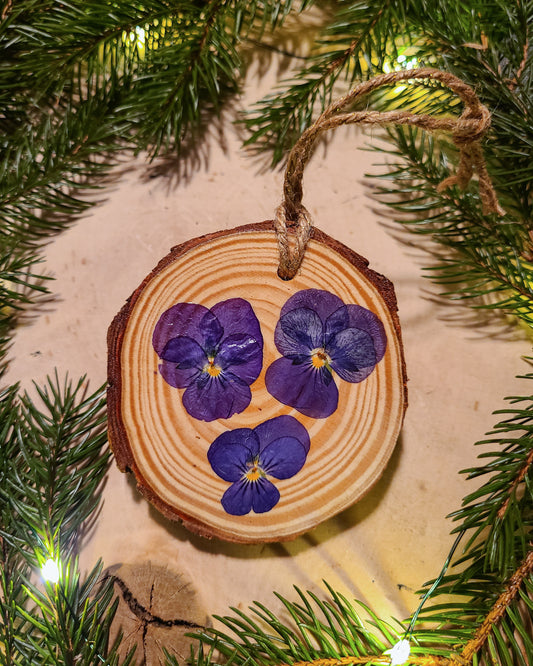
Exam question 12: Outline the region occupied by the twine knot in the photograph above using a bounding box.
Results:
[274,67,504,280]
[274,203,312,280]
[452,104,492,145]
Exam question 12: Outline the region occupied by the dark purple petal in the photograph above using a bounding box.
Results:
[199,309,224,351]
[265,357,339,418]
[279,289,344,325]
[211,299,263,350]
[254,414,311,454]
[160,336,206,368]
[182,374,252,422]
[275,307,323,356]
[221,479,253,515]
[328,327,377,383]
[152,303,211,356]
[221,478,280,515]
[345,305,387,362]
[259,436,308,479]
[216,334,263,384]
[208,429,259,482]
[158,360,200,389]
[324,305,350,343]
[251,477,280,513]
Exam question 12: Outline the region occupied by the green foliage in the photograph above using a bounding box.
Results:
[242,0,418,164]
[0,375,131,665]
[191,584,404,666]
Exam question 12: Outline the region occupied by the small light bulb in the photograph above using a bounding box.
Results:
[41,558,60,584]
[385,639,411,665]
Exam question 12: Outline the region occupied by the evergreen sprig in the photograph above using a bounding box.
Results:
[0,375,128,665]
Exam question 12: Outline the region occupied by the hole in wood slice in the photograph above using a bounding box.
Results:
[107,221,407,543]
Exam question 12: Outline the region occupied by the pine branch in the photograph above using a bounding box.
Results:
[241,0,419,164]
[0,374,131,664]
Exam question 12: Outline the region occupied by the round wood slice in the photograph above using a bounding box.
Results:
[107,221,407,543]
[105,561,209,664]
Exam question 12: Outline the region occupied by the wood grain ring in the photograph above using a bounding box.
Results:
[107,221,407,543]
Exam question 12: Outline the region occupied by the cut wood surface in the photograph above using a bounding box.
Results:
[105,561,208,664]
[107,221,407,543]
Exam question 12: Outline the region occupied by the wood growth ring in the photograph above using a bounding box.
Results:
[107,221,407,543]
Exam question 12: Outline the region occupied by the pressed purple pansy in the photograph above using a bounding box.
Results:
[152,298,263,422]
[265,289,387,419]
[207,415,310,515]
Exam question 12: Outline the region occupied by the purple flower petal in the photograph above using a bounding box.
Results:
[324,305,350,342]
[216,334,263,384]
[207,429,259,481]
[328,327,377,383]
[254,414,311,454]
[251,477,281,513]
[279,289,344,325]
[221,479,254,515]
[160,336,206,367]
[158,360,200,389]
[275,307,323,357]
[345,305,387,362]
[221,478,280,515]
[259,436,308,479]
[265,357,339,418]
[152,303,212,356]
[182,374,252,422]
[199,309,224,351]
[211,299,263,351]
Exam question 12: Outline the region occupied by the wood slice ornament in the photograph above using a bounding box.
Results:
[107,68,503,543]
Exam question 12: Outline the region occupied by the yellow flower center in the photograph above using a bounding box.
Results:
[311,348,330,369]
[204,357,222,377]
[245,460,264,482]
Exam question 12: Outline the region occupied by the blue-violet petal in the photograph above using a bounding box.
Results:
[207,429,259,482]
[199,309,224,351]
[254,414,311,454]
[251,477,281,513]
[216,334,263,384]
[182,373,251,422]
[158,361,199,390]
[328,327,377,382]
[221,479,254,516]
[152,302,212,356]
[211,299,263,351]
[265,357,339,419]
[345,304,387,361]
[160,336,206,368]
[279,289,344,324]
[278,307,324,354]
[260,436,308,479]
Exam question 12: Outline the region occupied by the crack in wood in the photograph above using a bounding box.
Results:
[105,573,204,629]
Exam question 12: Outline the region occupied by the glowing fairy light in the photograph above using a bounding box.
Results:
[121,25,147,53]
[385,639,411,665]
[41,558,60,584]
[134,26,146,47]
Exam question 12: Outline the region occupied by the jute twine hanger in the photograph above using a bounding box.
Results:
[275,66,505,280]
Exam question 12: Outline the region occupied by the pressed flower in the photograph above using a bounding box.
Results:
[152,298,263,422]
[207,415,310,515]
[265,289,387,418]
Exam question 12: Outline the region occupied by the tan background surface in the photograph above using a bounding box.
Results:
[5,47,529,654]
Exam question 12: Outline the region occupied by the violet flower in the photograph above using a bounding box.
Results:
[152,298,263,422]
[265,289,387,419]
[207,415,310,515]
